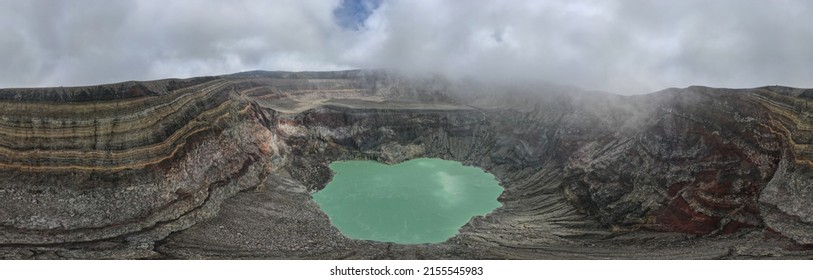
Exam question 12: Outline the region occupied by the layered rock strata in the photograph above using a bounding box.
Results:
[1,70,812,259]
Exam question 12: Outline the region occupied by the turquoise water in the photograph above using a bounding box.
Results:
[312,158,503,244]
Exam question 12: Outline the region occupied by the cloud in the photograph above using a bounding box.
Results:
[0,0,811,94]
[344,0,813,94]
[333,0,381,30]
[0,0,346,88]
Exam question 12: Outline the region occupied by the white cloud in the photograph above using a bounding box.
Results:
[0,0,811,94]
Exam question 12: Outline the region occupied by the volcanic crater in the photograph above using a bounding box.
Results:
[1,70,812,259]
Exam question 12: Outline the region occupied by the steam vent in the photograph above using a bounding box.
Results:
[1,70,812,259]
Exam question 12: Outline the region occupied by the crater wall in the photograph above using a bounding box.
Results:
[1,71,812,259]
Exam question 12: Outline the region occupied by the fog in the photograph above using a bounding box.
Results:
[1,0,811,94]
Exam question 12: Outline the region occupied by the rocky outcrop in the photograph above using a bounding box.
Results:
[1,70,812,259]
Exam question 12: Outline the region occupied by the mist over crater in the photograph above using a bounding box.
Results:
[0,70,811,260]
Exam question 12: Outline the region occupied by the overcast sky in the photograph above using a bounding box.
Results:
[0,0,811,94]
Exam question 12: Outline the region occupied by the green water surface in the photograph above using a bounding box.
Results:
[312,158,504,244]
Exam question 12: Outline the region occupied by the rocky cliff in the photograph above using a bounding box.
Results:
[1,70,811,259]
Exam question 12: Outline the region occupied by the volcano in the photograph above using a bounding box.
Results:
[1,70,812,259]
